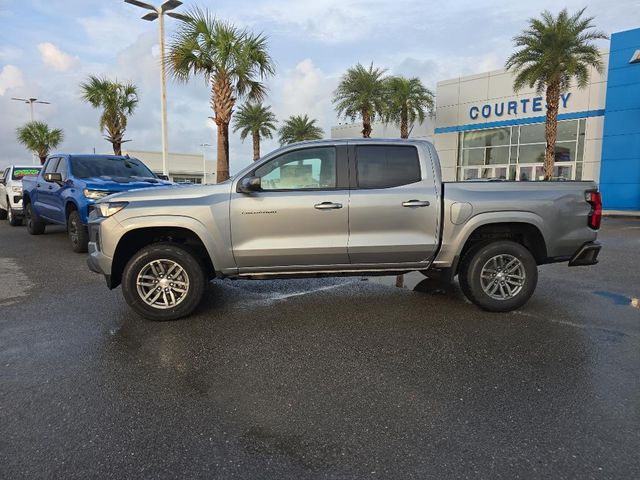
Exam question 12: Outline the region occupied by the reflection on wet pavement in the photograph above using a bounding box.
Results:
[364,271,456,295]
[594,290,640,309]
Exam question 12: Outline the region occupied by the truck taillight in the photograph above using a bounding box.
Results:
[586,191,602,230]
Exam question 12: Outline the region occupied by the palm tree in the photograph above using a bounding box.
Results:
[167,9,274,182]
[333,62,387,138]
[16,121,64,165]
[232,103,277,161]
[80,76,138,155]
[505,8,607,180]
[278,115,324,145]
[383,76,434,139]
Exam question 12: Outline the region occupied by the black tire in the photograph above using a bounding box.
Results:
[121,243,207,321]
[25,203,45,235]
[458,240,538,312]
[7,205,22,226]
[0,205,6,220]
[67,210,88,253]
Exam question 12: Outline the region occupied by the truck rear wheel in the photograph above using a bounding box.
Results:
[25,203,45,235]
[68,210,88,253]
[0,205,6,220]
[458,240,537,312]
[121,243,207,321]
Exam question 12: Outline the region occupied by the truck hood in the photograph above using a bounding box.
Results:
[83,176,173,192]
[103,181,232,202]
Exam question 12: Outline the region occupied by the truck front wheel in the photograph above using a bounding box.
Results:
[67,210,88,253]
[7,203,22,226]
[121,243,207,321]
[458,240,538,312]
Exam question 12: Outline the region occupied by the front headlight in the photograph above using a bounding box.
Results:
[96,202,128,218]
[11,186,22,193]
[84,189,111,200]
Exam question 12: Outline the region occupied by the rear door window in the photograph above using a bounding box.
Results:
[356,145,421,189]
[43,158,60,175]
[55,158,68,180]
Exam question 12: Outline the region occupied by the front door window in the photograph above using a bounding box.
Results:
[255,147,336,191]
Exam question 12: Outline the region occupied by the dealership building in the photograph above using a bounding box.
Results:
[332,27,640,210]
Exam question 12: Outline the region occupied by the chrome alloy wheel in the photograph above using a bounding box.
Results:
[479,254,526,300]
[136,259,190,309]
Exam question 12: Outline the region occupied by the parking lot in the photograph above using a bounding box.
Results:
[1,217,639,479]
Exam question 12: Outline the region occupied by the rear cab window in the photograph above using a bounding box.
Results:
[355,145,422,188]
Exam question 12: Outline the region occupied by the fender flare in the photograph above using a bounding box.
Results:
[115,215,226,270]
[450,211,548,260]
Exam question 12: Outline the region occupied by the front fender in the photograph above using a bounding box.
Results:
[113,215,234,273]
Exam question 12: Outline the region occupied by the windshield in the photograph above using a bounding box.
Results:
[70,156,155,179]
[12,167,42,180]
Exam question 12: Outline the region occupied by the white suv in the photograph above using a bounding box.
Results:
[0,165,42,226]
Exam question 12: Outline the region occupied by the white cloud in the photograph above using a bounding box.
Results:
[0,65,24,95]
[0,46,21,61]
[37,42,79,71]
[279,59,336,125]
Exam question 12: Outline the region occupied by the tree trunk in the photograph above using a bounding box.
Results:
[400,109,409,139]
[361,109,372,138]
[112,141,122,156]
[544,81,560,181]
[216,123,230,182]
[212,75,235,183]
[39,154,47,165]
[252,132,260,161]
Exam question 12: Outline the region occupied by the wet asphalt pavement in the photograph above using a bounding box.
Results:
[1,218,639,479]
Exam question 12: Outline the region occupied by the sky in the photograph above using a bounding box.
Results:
[0,0,637,174]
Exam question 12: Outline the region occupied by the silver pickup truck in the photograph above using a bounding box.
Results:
[87,139,602,321]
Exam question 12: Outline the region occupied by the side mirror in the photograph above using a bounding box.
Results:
[238,176,261,193]
[44,172,63,184]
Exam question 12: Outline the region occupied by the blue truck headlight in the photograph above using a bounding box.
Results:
[96,202,128,218]
[84,189,111,200]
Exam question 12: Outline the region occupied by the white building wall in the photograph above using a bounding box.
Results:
[331,119,435,141]
[123,150,217,184]
[435,51,609,182]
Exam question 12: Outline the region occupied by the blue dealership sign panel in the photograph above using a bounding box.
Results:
[600,27,640,210]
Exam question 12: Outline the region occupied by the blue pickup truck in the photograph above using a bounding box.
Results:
[22,154,172,252]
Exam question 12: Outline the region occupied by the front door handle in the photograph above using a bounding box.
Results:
[402,199,430,207]
[314,201,343,210]
[48,186,53,190]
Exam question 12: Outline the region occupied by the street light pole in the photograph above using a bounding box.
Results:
[11,97,51,164]
[124,0,187,178]
[200,143,212,184]
[158,10,169,178]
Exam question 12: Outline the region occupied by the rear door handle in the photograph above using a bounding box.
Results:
[314,201,343,210]
[402,199,430,207]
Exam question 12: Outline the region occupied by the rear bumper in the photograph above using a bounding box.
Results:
[568,241,601,267]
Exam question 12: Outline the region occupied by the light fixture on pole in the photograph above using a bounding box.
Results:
[11,97,51,122]
[124,0,188,178]
[12,97,51,164]
[200,143,212,184]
